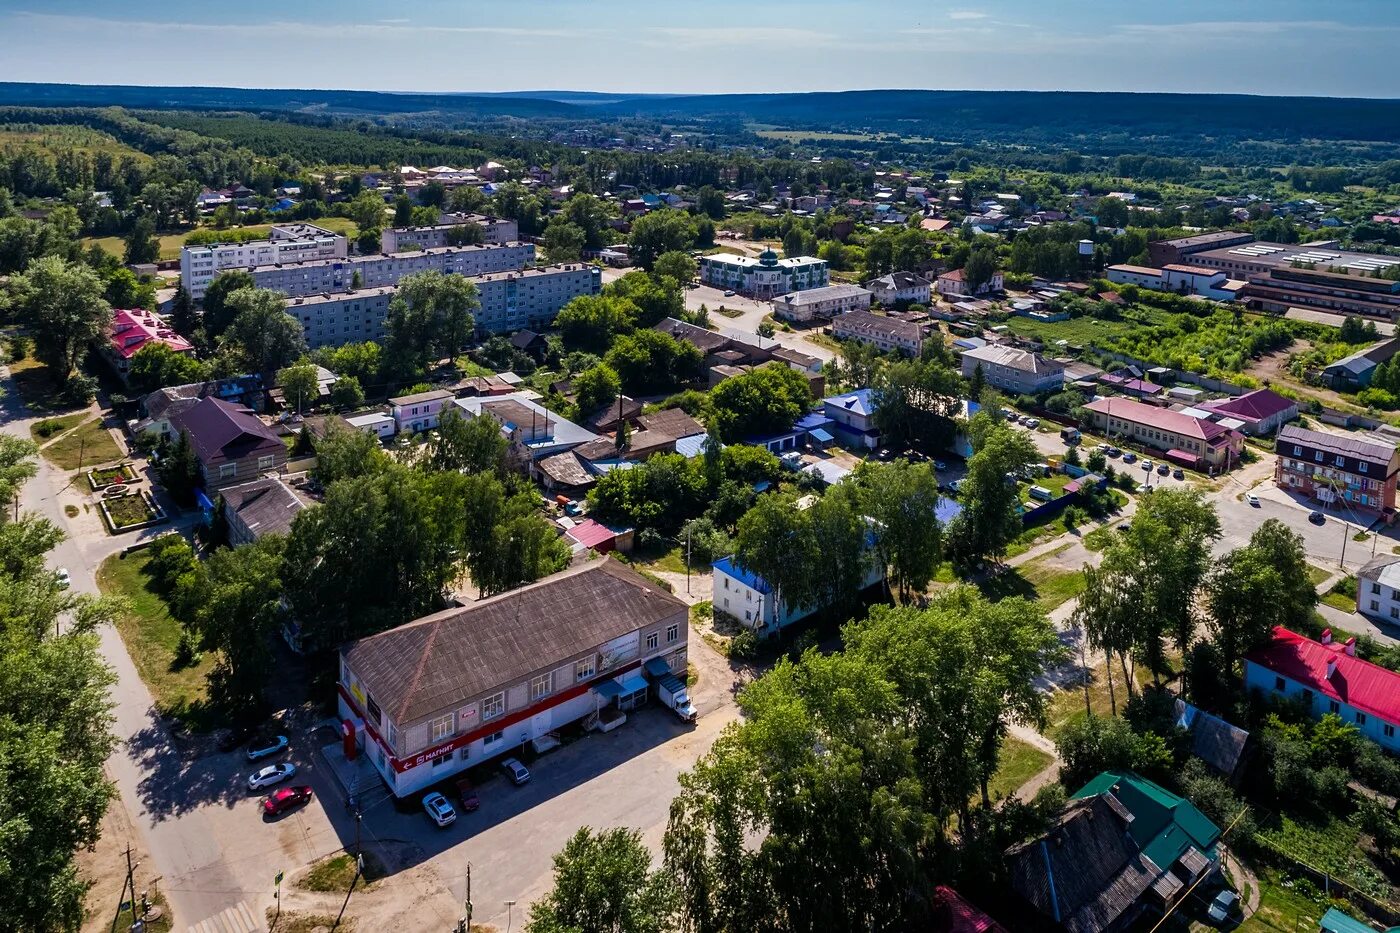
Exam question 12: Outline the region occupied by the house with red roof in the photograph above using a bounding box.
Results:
[932,886,1007,933]
[1244,626,1400,753]
[1080,396,1243,471]
[1197,388,1299,436]
[102,308,194,384]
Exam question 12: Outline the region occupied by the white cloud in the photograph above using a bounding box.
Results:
[947,10,988,20]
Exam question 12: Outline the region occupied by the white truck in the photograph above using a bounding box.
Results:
[655,673,697,722]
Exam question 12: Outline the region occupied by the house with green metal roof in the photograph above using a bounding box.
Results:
[1007,770,1222,933]
[1319,906,1400,933]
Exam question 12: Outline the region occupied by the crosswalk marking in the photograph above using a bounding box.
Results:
[187,900,263,933]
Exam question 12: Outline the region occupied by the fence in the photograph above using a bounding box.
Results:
[1246,832,1400,927]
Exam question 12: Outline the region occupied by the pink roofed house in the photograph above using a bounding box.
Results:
[103,309,195,384]
[1197,388,1299,436]
[1081,396,1242,471]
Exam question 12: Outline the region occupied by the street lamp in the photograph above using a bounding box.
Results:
[504,900,517,933]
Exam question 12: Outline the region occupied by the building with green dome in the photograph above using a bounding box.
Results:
[698,248,828,298]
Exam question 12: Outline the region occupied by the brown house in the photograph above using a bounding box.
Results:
[169,396,287,490]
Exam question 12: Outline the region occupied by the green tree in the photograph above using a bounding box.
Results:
[200,269,256,339]
[426,408,508,475]
[543,219,587,262]
[127,342,208,394]
[445,222,486,247]
[277,362,321,414]
[854,459,944,599]
[181,536,286,717]
[393,194,413,227]
[710,365,812,442]
[1056,714,1174,791]
[318,340,382,384]
[562,193,615,249]
[218,288,308,374]
[573,363,621,418]
[123,215,159,265]
[345,190,388,231]
[528,827,679,933]
[696,185,726,219]
[168,283,197,335]
[329,374,365,410]
[734,492,817,624]
[382,270,479,377]
[946,421,1037,567]
[871,357,963,451]
[1206,519,1316,673]
[312,421,391,485]
[628,211,696,270]
[556,295,638,353]
[604,271,682,328]
[0,436,37,509]
[652,250,698,288]
[604,330,702,394]
[961,246,999,294]
[11,255,110,387]
[158,429,202,506]
[471,510,572,597]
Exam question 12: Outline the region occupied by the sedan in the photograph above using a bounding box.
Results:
[1309,510,1325,524]
[55,568,71,589]
[262,785,313,816]
[1172,469,1184,480]
[248,762,296,791]
[1246,493,1261,507]
[1141,460,1154,472]
[1207,889,1239,924]
[1024,418,1041,429]
[1107,447,1122,458]
[456,778,480,813]
[247,735,289,762]
[500,757,531,786]
[1157,463,1170,476]
[722,289,736,297]
[423,791,457,827]
[1121,451,1135,463]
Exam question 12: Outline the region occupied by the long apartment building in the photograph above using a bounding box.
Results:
[180,222,347,299]
[337,557,689,798]
[380,214,520,253]
[699,248,828,298]
[285,263,601,348]
[250,242,536,298]
[1185,239,1400,320]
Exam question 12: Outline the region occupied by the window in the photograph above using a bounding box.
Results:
[646,631,659,651]
[746,590,752,602]
[1360,461,1369,474]
[482,730,504,747]
[482,692,505,721]
[432,753,450,768]
[1315,451,1323,462]
[1301,689,1313,707]
[1330,700,1341,714]
[667,624,679,644]
[575,657,595,682]
[1372,601,1380,612]
[1336,455,1345,467]
[366,694,381,725]
[257,455,275,470]
[219,463,237,480]
[1374,582,1383,595]
[1274,676,1286,691]
[1386,724,1396,739]
[429,713,454,742]
[744,610,752,622]
[530,672,553,701]
[723,577,729,590]
[1357,712,1368,725]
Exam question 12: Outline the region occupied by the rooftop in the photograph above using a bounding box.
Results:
[108,308,194,360]
[1277,424,1397,467]
[1246,626,1400,725]
[168,396,283,464]
[824,387,876,418]
[1083,396,1234,443]
[772,283,872,306]
[833,309,923,343]
[1194,240,1400,277]
[222,476,310,539]
[961,344,1065,376]
[1197,388,1297,423]
[342,557,687,723]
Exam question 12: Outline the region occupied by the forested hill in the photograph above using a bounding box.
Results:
[3,82,1399,147]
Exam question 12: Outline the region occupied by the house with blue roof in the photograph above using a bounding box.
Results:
[747,410,837,454]
[823,388,881,450]
[712,548,885,634]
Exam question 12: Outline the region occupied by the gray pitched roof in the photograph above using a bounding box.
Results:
[1007,796,1160,933]
[342,557,687,723]
[222,477,308,539]
[1173,700,1249,778]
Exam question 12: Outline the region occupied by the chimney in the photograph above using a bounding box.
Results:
[1344,637,1357,657]
[1320,628,1333,645]
[1327,659,1338,679]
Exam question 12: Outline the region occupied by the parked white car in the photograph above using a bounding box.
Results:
[55,568,71,589]
[1207,889,1239,924]
[247,763,296,791]
[1246,493,1260,507]
[423,791,457,827]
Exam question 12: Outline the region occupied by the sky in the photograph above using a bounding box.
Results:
[1,0,1397,99]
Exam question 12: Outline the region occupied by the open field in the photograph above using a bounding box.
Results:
[40,418,123,470]
[984,737,1054,801]
[0,124,151,162]
[83,216,359,262]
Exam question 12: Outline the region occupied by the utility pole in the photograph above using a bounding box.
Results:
[109,845,131,933]
[685,525,692,594]
[331,853,363,931]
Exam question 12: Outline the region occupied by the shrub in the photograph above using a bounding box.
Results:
[33,418,65,438]
[8,336,30,362]
[728,630,758,659]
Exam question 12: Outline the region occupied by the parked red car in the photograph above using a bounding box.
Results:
[263,785,313,816]
[455,778,480,813]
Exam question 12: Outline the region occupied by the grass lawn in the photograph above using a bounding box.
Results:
[40,418,123,470]
[1082,523,1123,553]
[1003,521,1061,559]
[1044,655,1158,741]
[96,552,218,731]
[978,557,1085,612]
[984,737,1054,801]
[6,356,79,412]
[1237,866,1344,933]
[1321,576,1358,613]
[297,851,387,892]
[453,356,496,378]
[29,412,87,443]
[1307,565,1334,589]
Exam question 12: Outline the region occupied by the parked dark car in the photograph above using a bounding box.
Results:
[217,725,256,753]
[1309,510,1325,524]
[456,778,480,812]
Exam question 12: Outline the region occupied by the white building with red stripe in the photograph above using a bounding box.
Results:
[337,557,689,798]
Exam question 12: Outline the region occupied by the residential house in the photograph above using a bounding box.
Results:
[135,376,266,441]
[1244,627,1400,753]
[1172,699,1249,782]
[337,557,689,797]
[1274,424,1399,516]
[389,389,455,434]
[865,271,932,306]
[1082,397,1242,471]
[960,345,1065,395]
[344,411,396,439]
[771,284,872,323]
[713,538,884,636]
[222,476,311,546]
[822,388,881,450]
[1097,372,1165,399]
[831,309,925,356]
[167,396,287,491]
[102,308,195,384]
[455,392,598,463]
[1323,339,1400,391]
[1007,770,1221,933]
[1356,554,1400,627]
[937,268,1005,300]
[1196,388,1298,436]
